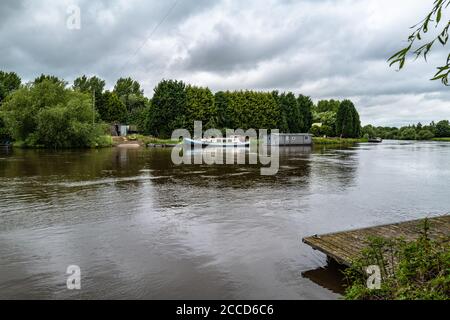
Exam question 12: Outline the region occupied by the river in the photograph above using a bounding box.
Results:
[0,140,449,299]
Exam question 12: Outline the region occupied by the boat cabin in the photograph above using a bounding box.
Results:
[267,133,313,146]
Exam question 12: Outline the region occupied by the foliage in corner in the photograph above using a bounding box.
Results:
[389,0,450,85]
[344,219,450,300]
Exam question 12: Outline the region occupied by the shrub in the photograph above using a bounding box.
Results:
[2,79,110,148]
[417,129,435,140]
[344,220,450,300]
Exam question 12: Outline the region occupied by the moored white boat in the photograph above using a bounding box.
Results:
[183,135,249,148]
[368,137,383,143]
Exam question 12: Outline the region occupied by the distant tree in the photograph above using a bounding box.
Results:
[0,71,21,104]
[313,110,337,135]
[73,75,106,122]
[310,124,321,137]
[128,102,150,132]
[0,114,9,141]
[362,124,376,138]
[316,99,340,113]
[2,79,105,148]
[224,90,279,130]
[73,75,105,94]
[279,92,301,132]
[336,100,361,138]
[147,80,187,138]
[416,122,423,132]
[417,129,435,140]
[34,74,67,87]
[389,0,450,85]
[100,91,127,124]
[353,107,361,138]
[114,77,143,97]
[271,91,286,132]
[434,120,450,137]
[400,127,417,140]
[1,79,67,141]
[113,77,146,116]
[297,94,314,132]
[215,91,232,129]
[185,85,217,133]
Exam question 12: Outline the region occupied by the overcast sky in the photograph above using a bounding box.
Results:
[1,0,449,126]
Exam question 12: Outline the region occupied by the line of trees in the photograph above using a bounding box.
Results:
[0,75,111,148]
[310,99,361,138]
[362,120,450,141]
[0,70,371,147]
[146,79,315,138]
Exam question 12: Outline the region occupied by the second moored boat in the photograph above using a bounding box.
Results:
[183,136,250,148]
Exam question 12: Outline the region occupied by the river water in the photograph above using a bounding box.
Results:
[0,141,449,299]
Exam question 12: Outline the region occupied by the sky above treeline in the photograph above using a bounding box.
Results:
[1,0,449,127]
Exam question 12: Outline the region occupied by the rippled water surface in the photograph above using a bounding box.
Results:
[1,141,449,299]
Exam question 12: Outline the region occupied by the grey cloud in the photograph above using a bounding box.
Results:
[180,22,301,73]
[0,0,449,125]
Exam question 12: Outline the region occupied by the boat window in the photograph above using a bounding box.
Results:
[228,139,232,143]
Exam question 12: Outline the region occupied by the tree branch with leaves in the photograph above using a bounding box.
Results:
[389,0,450,85]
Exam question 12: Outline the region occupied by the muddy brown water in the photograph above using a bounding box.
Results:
[0,141,449,299]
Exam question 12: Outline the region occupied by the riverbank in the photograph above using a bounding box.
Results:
[433,137,450,142]
[313,137,368,145]
[121,135,367,147]
[11,135,113,149]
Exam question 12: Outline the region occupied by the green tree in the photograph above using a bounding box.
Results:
[313,110,337,136]
[185,85,217,133]
[2,79,106,148]
[298,94,313,132]
[100,91,127,123]
[2,80,67,141]
[434,120,450,137]
[34,74,67,87]
[389,0,450,85]
[336,100,361,138]
[73,75,105,94]
[345,222,449,300]
[417,129,435,140]
[362,124,376,138]
[215,91,232,129]
[279,92,301,132]
[147,80,187,138]
[0,71,21,104]
[113,77,146,117]
[400,127,417,140]
[0,114,9,141]
[224,90,279,130]
[73,75,106,122]
[271,91,287,132]
[34,93,99,148]
[114,77,143,97]
[353,107,361,138]
[316,99,340,113]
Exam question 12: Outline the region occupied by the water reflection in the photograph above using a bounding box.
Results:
[302,259,347,295]
[1,141,449,299]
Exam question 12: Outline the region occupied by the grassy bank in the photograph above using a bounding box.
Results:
[130,135,180,145]
[313,137,368,145]
[344,220,449,300]
[12,135,113,149]
[129,136,368,146]
[433,137,450,142]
